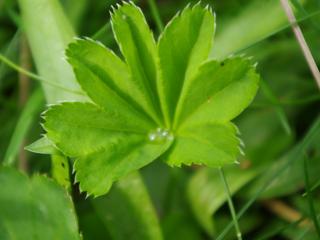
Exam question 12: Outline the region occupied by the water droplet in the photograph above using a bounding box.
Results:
[161,130,168,137]
[148,128,173,143]
[149,133,156,141]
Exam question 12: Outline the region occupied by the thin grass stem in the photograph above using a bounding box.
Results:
[303,178,320,196]
[147,0,164,33]
[91,22,112,40]
[233,9,320,55]
[219,167,243,240]
[295,214,320,240]
[3,88,43,166]
[251,94,320,108]
[216,117,320,240]
[303,154,320,238]
[260,80,291,135]
[0,53,84,96]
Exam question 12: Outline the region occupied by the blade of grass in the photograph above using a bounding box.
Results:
[260,80,292,135]
[91,22,112,40]
[290,0,320,31]
[219,167,243,240]
[303,154,320,238]
[256,216,305,240]
[216,116,320,240]
[295,215,320,240]
[3,88,44,166]
[6,8,21,27]
[0,30,20,88]
[303,178,320,196]
[147,0,164,33]
[232,9,320,56]
[19,0,86,103]
[251,94,320,108]
[0,53,85,96]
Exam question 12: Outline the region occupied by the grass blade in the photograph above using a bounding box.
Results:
[219,167,243,240]
[0,53,85,96]
[260,80,292,135]
[18,0,85,103]
[3,88,43,166]
[216,116,320,240]
[147,0,164,33]
[303,154,320,237]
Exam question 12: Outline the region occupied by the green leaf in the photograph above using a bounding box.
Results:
[52,154,71,191]
[74,135,172,196]
[40,2,260,194]
[25,135,58,155]
[0,167,80,240]
[43,102,173,196]
[246,136,320,199]
[66,39,155,126]
[3,88,44,165]
[164,122,240,167]
[187,166,260,236]
[92,172,163,240]
[26,144,71,191]
[18,0,86,192]
[158,4,215,126]
[44,102,155,157]
[111,2,162,125]
[162,212,203,240]
[211,0,289,59]
[19,3,164,238]
[177,58,259,129]
[18,0,85,103]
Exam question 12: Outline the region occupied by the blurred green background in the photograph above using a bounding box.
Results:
[1,0,320,239]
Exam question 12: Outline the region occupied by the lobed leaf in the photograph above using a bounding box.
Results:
[177,58,259,130]
[0,167,80,240]
[111,2,162,126]
[66,39,155,125]
[66,42,155,128]
[43,102,154,157]
[38,2,261,195]
[25,135,58,155]
[157,4,215,127]
[164,123,240,167]
[74,134,173,196]
[43,102,173,196]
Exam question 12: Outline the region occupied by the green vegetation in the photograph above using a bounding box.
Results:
[0,0,319,239]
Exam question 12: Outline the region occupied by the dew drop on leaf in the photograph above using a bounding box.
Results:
[148,128,174,143]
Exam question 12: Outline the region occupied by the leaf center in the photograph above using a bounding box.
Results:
[148,127,174,143]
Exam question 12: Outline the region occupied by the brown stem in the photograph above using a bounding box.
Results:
[18,35,31,172]
[280,0,320,90]
[263,199,311,227]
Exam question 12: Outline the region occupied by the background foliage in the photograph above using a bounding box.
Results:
[0,0,320,239]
